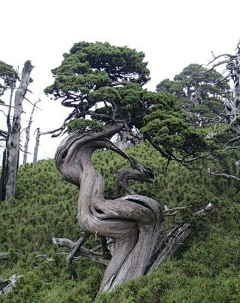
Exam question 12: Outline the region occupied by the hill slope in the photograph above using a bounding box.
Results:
[0,142,240,302]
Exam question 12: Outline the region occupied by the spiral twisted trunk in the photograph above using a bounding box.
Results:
[55,123,164,294]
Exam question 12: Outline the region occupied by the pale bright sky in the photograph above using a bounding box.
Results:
[0,0,240,162]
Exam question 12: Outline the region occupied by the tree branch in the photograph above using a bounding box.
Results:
[0,252,10,260]
[207,169,240,182]
[52,237,110,266]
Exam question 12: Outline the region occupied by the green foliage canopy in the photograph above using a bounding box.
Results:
[141,92,208,161]
[0,60,18,99]
[156,63,231,119]
[45,43,209,162]
[45,42,163,134]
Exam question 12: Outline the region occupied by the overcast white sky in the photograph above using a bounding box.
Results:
[0,0,240,162]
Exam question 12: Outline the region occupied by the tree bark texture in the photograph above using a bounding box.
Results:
[5,61,34,202]
[55,123,164,295]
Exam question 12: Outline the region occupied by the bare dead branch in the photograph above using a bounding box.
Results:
[41,110,76,137]
[0,274,25,295]
[0,252,10,260]
[164,206,192,213]
[24,97,42,111]
[0,129,7,138]
[23,99,41,165]
[52,237,110,266]
[66,232,90,278]
[147,223,191,274]
[224,146,240,151]
[207,169,240,182]
[34,254,54,262]
[194,203,213,215]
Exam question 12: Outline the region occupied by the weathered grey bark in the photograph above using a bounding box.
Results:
[208,43,240,133]
[55,122,164,296]
[112,168,153,198]
[66,232,90,278]
[0,252,10,260]
[5,61,34,202]
[52,237,110,266]
[23,99,40,165]
[148,202,213,273]
[115,130,143,150]
[0,274,24,295]
[206,43,240,180]
[0,80,16,202]
[0,149,7,202]
[33,128,41,164]
[147,223,191,274]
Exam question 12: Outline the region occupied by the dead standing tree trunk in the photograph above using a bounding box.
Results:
[5,61,34,202]
[23,99,40,165]
[33,128,51,164]
[0,79,16,202]
[33,128,41,164]
[55,122,164,296]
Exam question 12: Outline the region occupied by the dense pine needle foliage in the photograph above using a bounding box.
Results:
[0,142,240,302]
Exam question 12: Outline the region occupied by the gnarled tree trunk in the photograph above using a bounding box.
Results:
[55,122,164,296]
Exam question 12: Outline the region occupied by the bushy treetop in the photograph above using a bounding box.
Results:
[45,42,156,130]
[0,60,18,98]
[45,43,209,163]
[45,41,150,103]
[156,64,231,119]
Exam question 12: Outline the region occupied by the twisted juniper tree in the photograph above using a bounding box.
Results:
[45,42,206,296]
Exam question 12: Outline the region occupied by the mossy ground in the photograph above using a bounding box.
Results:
[0,142,239,302]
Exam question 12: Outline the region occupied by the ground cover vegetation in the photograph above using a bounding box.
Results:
[0,143,239,302]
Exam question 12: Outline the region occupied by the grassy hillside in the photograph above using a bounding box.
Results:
[0,142,239,302]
